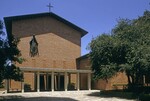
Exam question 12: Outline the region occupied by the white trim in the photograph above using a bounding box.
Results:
[20,67,92,73]
[64,72,68,91]
[51,71,54,92]
[21,72,24,93]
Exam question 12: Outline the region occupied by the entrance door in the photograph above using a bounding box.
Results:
[40,74,51,91]
[47,75,51,90]
[40,75,45,91]
[60,75,64,90]
[54,75,64,91]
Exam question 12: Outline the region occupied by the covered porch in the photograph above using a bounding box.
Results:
[5,67,92,93]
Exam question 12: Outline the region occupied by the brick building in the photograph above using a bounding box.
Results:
[77,54,128,90]
[3,12,128,93]
[3,12,92,93]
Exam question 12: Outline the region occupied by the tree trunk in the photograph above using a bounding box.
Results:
[127,75,131,84]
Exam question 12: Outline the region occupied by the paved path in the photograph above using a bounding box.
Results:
[0,90,137,101]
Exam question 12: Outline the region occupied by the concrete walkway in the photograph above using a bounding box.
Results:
[0,90,136,101]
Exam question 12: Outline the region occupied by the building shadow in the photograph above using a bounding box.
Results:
[87,90,137,100]
[0,96,78,101]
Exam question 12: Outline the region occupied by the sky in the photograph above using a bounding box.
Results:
[0,0,150,55]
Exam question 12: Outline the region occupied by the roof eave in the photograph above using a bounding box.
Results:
[4,12,88,37]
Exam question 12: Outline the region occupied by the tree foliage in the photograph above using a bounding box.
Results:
[89,10,150,85]
[0,20,23,85]
[89,34,128,81]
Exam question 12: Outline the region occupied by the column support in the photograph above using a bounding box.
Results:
[21,72,24,93]
[5,79,8,94]
[51,71,54,92]
[65,72,68,91]
[88,73,91,90]
[76,72,80,91]
[37,72,40,92]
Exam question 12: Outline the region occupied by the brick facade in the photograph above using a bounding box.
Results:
[4,13,87,91]
[3,12,127,91]
[13,16,82,69]
[76,54,128,90]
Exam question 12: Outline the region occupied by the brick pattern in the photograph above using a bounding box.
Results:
[12,16,81,69]
[77,56,128,90]
[9,15,83,91]
[76,57,91,70]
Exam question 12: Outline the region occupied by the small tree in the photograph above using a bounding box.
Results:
[0,20,24,85]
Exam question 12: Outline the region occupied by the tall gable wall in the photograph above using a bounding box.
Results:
[12,16,81,69]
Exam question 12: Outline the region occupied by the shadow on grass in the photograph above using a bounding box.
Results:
[88,90,137,100]
[0,96,78,101]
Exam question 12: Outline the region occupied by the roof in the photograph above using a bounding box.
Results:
[76,53,89,61]
[4,12,88,39]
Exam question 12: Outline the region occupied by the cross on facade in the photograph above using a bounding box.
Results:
[47,3,53,12]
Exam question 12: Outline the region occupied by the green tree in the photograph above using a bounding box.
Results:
[113,11,150,86]
[0,20,24,86]
[89,34,128,81]
[89,10,150,87]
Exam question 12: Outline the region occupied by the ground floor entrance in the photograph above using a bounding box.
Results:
[39,73,65,91]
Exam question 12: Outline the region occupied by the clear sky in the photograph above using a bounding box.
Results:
[0,0,149,55]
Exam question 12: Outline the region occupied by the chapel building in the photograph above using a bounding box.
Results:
[4,12,92,92]
[3,12,128,93]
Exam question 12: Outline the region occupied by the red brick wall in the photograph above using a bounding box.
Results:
[12,16,82,69]
[8,15,83,91]
[77,56,128,90]
[76,55,91,70]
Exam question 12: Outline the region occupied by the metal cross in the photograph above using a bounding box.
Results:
[47,3,53,12]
